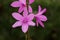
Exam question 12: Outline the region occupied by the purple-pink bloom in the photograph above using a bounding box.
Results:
[11,0,34,13]
[12,7,35,33]
[35,5,47,27]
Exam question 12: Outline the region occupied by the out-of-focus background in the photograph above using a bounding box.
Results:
[0,0,60,40]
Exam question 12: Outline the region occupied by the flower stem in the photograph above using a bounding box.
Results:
[25,33,28,40]
[25,30,32,40]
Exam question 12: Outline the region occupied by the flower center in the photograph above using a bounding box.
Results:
[22,3,26,7]
[22,18,28,23]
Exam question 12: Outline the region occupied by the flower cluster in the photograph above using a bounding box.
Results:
[11,0,47,33]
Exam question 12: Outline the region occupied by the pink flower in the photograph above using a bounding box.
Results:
[11,0,34,13]
[12,7,35,33]
[35,5,47,27]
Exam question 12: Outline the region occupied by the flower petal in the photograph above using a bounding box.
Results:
[19,0,26,4]
[38,5,41,13]
[28,5,32,13]
[39,15,47,21]
[23,7,28,16]
[22,24,28,33]
[18,6,24,13]
[12,12,23,21]
[38,8,46,15]
[12,21,22,28]
[38,21,44,27]
[28,14,34,21]
[11,1,20,7]
[29,0,35,4]
[28,21,35,26]
[40,8,46,14]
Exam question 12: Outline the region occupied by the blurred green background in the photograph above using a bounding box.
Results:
[0,0,60,40]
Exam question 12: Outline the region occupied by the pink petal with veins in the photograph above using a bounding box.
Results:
[38,8,46,15]
[28,21,35,26]
[23,7,28,16]
[39,21,44,27]
[28,14,34,21]
[12,12,23,21]
[12,21,22,28]
[22,24,28,33]
[38,15,47,21]
[38,5,42,13]
[11,1,20,7]
[19,0,26,4]
[18,6,24,13]
[28,5,32,13]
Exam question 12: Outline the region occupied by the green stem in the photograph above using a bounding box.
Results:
[28,30,32,40]
[25,29,32,40]
[25,32,28,40]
